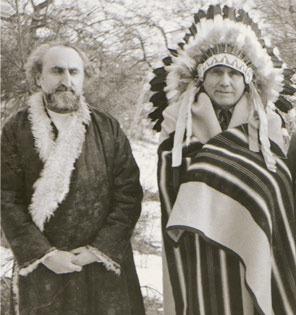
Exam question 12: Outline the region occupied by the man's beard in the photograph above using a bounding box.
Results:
[44,87,81,114]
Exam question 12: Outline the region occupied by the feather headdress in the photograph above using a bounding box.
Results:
[149,4,296,171]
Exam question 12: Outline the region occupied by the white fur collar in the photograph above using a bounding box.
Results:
[161,91,250,166]
[160,91,285,170]
[191,92,250,143]
[28,92,91,231]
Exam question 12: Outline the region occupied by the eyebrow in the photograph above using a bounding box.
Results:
[51,66,79,72]
[210,67,241,73]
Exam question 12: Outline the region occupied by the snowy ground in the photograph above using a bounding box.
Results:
[0,139,163,311]
[130,140,163,303]
[133,201,163,301]
[0,247,13,278]
[130,139,159,194]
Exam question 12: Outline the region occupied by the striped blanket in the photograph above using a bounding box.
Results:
[158,125,295,315]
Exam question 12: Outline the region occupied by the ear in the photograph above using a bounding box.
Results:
[35,73,41,87]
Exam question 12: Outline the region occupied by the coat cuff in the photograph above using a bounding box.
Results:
[18,248,57,276]
[86,245,120,275]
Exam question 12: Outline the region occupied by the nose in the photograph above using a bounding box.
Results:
[61,70,71,88]
[219,73,231,87]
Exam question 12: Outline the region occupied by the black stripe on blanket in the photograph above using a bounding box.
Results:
[158,126,295,315]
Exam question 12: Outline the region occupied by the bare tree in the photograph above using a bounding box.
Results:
[2,0,294,135]
[254,0,296,68]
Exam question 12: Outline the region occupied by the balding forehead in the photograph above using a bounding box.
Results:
[42,46,84,69]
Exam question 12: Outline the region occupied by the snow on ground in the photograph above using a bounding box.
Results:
[130,140,158,193]
[137,200,161,248]
[0,247,13,278]
[131,140,163,301]
[133,200,163,300]
[134,252,163,300]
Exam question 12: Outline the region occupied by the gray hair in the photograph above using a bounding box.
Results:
[25,41,94,89]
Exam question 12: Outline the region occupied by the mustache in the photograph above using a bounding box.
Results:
[54,85,75,93]
[45,85,76,101]
[45,86,78,103]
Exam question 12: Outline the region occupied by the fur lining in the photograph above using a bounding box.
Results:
[18,248,58,276]
[12,264,20,315]
[86,245,121,275]
[28,92,91,231]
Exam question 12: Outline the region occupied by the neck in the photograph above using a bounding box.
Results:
[212,102,235,111]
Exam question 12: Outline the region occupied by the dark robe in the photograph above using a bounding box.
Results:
[1,105,145,315]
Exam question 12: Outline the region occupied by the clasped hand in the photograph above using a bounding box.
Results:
[42,247,97,274]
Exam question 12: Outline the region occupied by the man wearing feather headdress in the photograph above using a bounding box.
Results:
[149,4,296,315]
[1,41,145,315]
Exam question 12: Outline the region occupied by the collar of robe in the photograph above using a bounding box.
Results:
[161,91,286,171]
[27,92,91,231]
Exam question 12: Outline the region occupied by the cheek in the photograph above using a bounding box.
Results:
[203,80,213,94]
[203,82,217,100]
[40,76,57,92]
[73,75,84,88]
[235,81,245,96]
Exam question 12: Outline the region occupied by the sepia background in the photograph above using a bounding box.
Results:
[1,0,296,314]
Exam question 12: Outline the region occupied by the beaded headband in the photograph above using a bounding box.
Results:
[197,53,253,84]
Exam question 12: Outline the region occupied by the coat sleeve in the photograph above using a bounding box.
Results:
[1,119,55,275]
[287,133,296,182]
[89,120,143,272]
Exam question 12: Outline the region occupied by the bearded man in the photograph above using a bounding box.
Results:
[1,42,145,315]
[149,4,296,315]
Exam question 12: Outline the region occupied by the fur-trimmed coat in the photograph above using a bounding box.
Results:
[1,94,145,315]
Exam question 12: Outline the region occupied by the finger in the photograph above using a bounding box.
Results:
[71,264,82,272]
[71,258,81,265]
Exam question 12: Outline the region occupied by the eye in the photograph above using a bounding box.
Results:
[69,69,79,75]
[211,68,223,75]
[229,69,242,77]
[52,67,64,74]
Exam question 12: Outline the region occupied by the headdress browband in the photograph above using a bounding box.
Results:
[197,53,253,84]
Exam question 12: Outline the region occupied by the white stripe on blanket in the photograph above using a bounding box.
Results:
[167,181,272,315]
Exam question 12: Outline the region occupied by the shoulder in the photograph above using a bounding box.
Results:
[158,132,174,153]
[287,132,296,159]
[1,107,32,150]
[89,106,118,124]
[287,132,296,178]
[88,106,123,135]
[2,107,30,133]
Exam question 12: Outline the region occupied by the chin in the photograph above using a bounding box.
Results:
[46,92,81,113]
[217,97,238,107]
